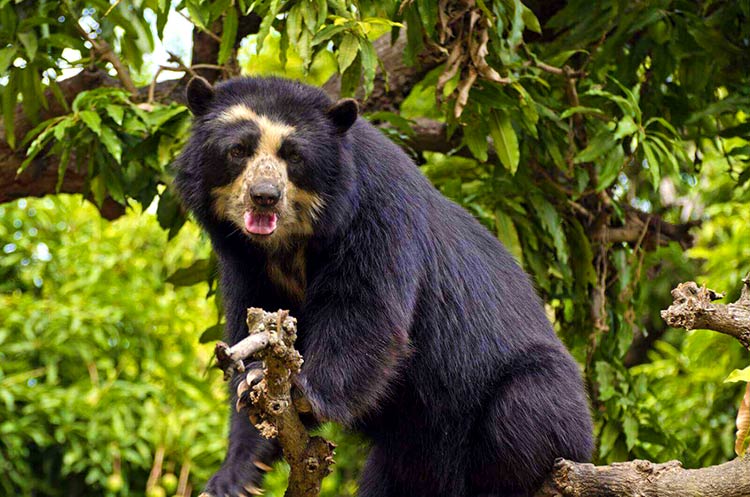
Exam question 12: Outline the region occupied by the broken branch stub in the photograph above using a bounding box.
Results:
[661,277,750,350]
[214,308,335,497]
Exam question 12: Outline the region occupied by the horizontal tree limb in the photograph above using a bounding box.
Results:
[0,68,186,218]
[661,277,750,349]
[536,456,750,497]
[0,38,697,253]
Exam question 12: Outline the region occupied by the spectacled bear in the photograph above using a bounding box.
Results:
[175,75,593,497]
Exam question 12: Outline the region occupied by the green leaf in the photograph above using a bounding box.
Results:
[599,421,620,458]
[156,187,182,231]
[143,105,188,130]
[218,7,238,65]
[339,52,361,98]
[359,38,377,97]
[532,195,568,266]
[90,174,107,207]
[575,130,616,164]
[596,362,616,400]
[366,111,414,136]
[166,258,213,287]
[100,126,122,163]
[641,140,660,188]
[256,0,280,53]
[199,323,224,343]
[583,88,636,117]
[56,145,71,193]
[597,145,624,192]
[300,0,318,33]
[100,160,125,204]
[546,49,587,67]
[623,415,639,450]
[521,5,541,33]
[567,218,596,286]
[495,209,523,262]
[614,115,638,140]
[644,116,680,137]
[105,105,125,126]
[18,117,62,173]
[560,106,607,119]
[52,118,74,141]
[2,70,17,149]
[489,110,520,174]
[463,122,488,162]
[78,111,102,136]
[337,33,359,74]
[286,4,302,44]
[725,367,750,383]
[185,0,209,29]
[416,0,437,37]
[17,31,38,61]
[311,24,350,46]
[403,4,424,67]
[0,47,16,75]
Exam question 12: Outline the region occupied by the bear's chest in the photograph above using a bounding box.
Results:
[265,246,307,305]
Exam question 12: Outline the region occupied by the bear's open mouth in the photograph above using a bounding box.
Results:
[244,210,278,235]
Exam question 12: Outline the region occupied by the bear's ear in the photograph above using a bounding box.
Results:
[186,76,215,116]
[326,98,359,133]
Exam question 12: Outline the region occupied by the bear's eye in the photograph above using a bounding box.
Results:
[286,151,302,164]
[228,145,246,160]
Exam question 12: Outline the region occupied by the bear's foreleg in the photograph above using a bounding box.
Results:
[295,238,419,426]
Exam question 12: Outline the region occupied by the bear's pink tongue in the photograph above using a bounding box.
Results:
[244,211,278,235]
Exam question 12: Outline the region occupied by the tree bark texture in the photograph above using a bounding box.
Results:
[661,278,750,349]
[535,457,750,497]
[214,309,334,497]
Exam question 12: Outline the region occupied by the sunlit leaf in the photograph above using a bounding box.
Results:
[489,110,520,174]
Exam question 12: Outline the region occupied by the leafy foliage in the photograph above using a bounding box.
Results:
[0,196,222,496]
[2,0,750,495]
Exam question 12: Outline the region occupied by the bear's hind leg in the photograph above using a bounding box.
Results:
[358,447,395,497]
[469,351,593,497]
[358,442,470,497]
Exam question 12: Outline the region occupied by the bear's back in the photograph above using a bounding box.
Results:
[344,117,565,409]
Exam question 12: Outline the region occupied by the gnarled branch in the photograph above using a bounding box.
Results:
[213,309,333,497]
[661,277,750,349]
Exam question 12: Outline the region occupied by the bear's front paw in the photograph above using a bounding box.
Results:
[200,462,268,497]
[234,362,264,414]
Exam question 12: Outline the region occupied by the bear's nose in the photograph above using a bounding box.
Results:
[249,182,281,207]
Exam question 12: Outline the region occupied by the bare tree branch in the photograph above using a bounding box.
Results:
[661,277,750,349]
[213,309,334,497]
[535,457,750,497]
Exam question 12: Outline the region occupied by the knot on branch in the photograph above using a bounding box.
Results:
[661,281,724,331]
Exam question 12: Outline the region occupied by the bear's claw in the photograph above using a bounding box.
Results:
[235,364,264,413]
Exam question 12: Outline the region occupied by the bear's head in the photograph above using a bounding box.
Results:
[175,76,359,251]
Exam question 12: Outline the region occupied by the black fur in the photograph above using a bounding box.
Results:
[175,77,594,497]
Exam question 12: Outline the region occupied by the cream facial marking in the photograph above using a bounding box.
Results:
[217,104,294,156]
[209,104,325,250]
